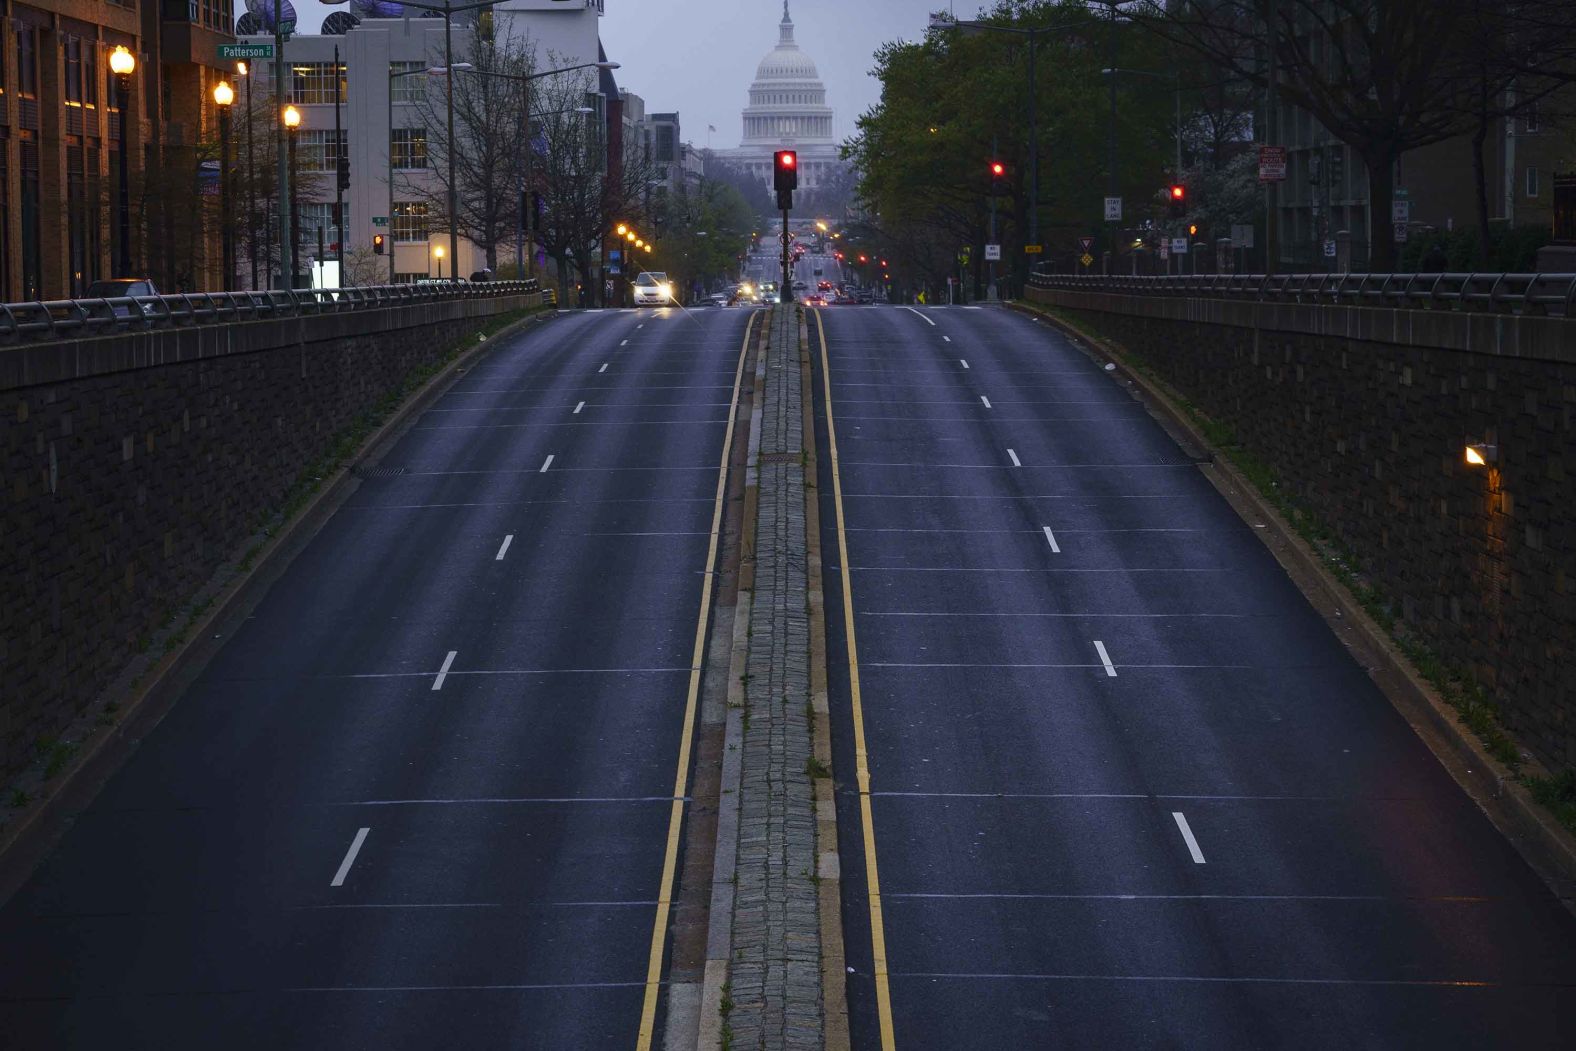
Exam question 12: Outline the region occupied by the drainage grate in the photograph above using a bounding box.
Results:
[759,452,800,464]
[352,464,407,479]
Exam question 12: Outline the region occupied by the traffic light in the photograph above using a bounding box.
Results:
[1168,184,1186,219]
[1188,223,1198,238]
[337,155,350,192]
[372,233,385,255]
[775,150,797,210]
[990,160,1006,195]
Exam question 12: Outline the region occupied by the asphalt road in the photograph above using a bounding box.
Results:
[811,303,1576,1049]
[0,304,755,1048]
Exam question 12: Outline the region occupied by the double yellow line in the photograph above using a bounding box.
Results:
[815,309,896,1050]
[636,310,759,1049]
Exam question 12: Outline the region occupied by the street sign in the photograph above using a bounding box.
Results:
[219,44,274,59]
[1391,200,1410,223]
[1171,237,1189,254]
[371,216,388,226]
[1159,242,1170,260]
[1230,224,1255,249]
[608,249,622,261]
[1258,145,1287,181]
[984,243,1002,261]
[1104,197,1122,221]
[1023,244,1043,254]
[1393,223,1409,243]
[1078,236,1094,253]
[1080,253,1095,268]
[1323,239,1337,258]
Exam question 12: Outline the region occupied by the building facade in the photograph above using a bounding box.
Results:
[717,2,841,191]
[1,0,235,301]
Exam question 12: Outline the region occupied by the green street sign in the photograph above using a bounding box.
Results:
[372,216,389,226]
[219,44,274,60]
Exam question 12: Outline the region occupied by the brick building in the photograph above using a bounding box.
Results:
[0,0,235,302]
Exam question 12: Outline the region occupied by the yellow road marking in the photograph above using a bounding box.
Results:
[636,309,759,1049]
[815,308,897,1050]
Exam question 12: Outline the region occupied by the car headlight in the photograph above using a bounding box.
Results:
[661,283,672,298]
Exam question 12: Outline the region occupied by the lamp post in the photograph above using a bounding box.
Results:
[109,45,136,278]
[273,0,292,288]
[433,243,446,280]
[238,61,257,289]
[214,80,235,291]
[284,104,302,287]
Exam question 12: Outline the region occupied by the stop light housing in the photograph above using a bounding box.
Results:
[372,233,385,255]
[1168,184,1186,219]
[774,150,798,192]
[1188,223,1198,237]
[990,160,1006,195]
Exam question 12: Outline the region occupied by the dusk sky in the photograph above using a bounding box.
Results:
[282,0,958,147]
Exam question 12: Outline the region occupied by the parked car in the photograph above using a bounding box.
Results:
[84,278,159,319]
[632,271,673,306]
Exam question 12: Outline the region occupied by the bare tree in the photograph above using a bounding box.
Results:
[411,31,534,271]
[1135,0,1509,268]
[529,67,664,301]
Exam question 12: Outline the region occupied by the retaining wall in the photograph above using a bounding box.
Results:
[1026,285,1576,770]
[0,292,544,780]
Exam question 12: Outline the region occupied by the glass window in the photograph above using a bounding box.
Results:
[296,130,346,172]
[18,26,38,98]
[299,202,340,249]
[390,62,426,104]
[391,128,427,170]
[392,201,429,243]
[1526,166,1539,197]
[290,62,346,105]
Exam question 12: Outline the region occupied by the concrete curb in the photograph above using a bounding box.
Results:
[1009,298,1576,903]
[697,308,770,1049]
[0,303,556,897]
[801,308,851,1050]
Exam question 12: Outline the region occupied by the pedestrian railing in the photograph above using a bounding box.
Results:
[1025,272,1576,317]
[0,279,545,344]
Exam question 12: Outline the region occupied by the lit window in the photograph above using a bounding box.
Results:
[392,201,429,243]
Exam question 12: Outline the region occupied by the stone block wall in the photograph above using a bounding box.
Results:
[1028,287,1576,770]
[0,293,543,780]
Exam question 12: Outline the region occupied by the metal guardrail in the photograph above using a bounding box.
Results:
[1026,272,1576,316]
[0,279,545,344]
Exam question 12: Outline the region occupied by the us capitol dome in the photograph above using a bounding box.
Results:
[719,2,843,191]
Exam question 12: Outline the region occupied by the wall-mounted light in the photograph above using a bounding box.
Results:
[1465,442,1498,466]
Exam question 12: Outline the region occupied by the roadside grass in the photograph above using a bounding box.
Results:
[1014,298,1566,825]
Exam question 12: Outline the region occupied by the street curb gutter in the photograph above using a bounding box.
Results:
[696,308,769,1050]
[1008,299,1576,903]
[802,307,851,1050]
[0,302,557,899]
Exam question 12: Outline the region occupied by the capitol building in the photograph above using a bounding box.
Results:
[718,3,844,191]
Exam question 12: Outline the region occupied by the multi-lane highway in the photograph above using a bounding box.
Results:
[0,305,756,1047]
[810,302,1576,1048]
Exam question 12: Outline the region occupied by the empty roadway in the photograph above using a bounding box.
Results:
[0,304,755,1048]
[810,302,1576,1049]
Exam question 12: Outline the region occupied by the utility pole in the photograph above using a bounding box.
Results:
[274,0,291,288]
[334,44,345,284]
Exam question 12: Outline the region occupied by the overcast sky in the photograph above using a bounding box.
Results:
[284,0,950,146]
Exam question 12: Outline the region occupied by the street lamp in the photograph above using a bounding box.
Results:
[108,45,136,277]
[213,80,235,291]
[433,243,446,280]
[283,105,302,287]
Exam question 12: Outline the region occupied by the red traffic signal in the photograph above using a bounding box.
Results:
[858,254,868,263]
[1169,184,1185,200]
[775,150,799,193]
[990,161,1005,177]
[1168,184,1187,218]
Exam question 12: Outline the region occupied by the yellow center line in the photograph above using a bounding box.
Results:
[815,307,897,1050]
[636,309,760,1050]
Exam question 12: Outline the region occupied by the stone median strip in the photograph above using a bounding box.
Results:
[699,304,839,1050]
